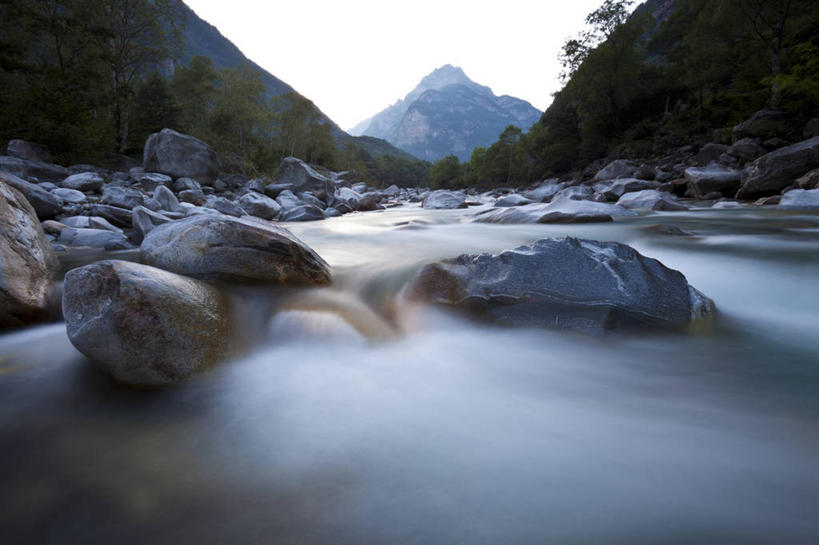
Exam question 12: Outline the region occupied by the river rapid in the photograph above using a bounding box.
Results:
[1,203,818,544]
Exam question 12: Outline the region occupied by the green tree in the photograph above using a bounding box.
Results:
[131,71,180,149]
[430,155,463,188]
[171,55,219,138]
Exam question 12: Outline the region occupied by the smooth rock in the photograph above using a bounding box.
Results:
[63,260,232,386]
[101,185,144,209]
[617,190,688,211]
[132,206,172,242]
[6,139,52,163]
[525,179,567,202]
[474,197,635,224]
[275,189,302,210]
[143,128,220,184]
[495,194,534,207]
[712,201,744,209]
[238,192,281,220]
[0,181,59,327]
[423,190,466,210]
[204,196,243,217]
[277,157,332,193]
[90,204,133,228]
[684,164,742,198]
[404,237,713,334]
[554,185,596,201]
[795,168,819,190]
[279,204,325,222]
[594,178,660,201]
[134,172,173,192]
[61,216,123,233]
[736,136,819,199]
[52,187,86,204]
[779,188,819,209]
[0,171,62,218]
[61,172,103,192]
[59,227,132,250]
[178,188,206,205]
[0,155,69,183]
[153,185,183,213]
[173,177,201,192]
[141,215,331,285]
[263,183,294,198]
[593,159,636,181]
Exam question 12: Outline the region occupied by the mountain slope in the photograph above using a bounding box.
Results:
[351,65,541,162]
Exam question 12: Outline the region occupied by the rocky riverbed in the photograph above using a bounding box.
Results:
[1,125,819,543]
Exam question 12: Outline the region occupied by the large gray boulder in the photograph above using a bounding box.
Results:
[617,190,688,211]
[593,178,660,201]
[101,185,144,209]
[732,107,788,141]
[593,159,636,181]
[6,139,53,163]
[404,237,714,334]
[58,227,132,250]
[276,157,332,193]
[525,179,567,202]
[736,136,819,200]
[684,164,742,198]
[52,187,87,204]
[63,260,232,386]
[0,171,62,219]
[779,188,819,209]
[132,206,172,242]
[495,194,534,207]
[0,155,69,183]
[423,190,467,210]
[238,191,281,220]
[0,181,58,328]
[279,204,325,222]
[143,129,220,184]
[554,185,596,201]
[141,215,331,285]
[475,197,636,224]
[61,172,103,192]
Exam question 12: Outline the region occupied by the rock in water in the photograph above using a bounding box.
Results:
[617,190,688,211]
[63,260,231,386]
[736,136,819,199]
[423,190,467,209]
[779,188,819,209]
[684,164,742,198]
[143,128,220,184]
[474,197,636,224]
[0,181,58,327]
[141,215,331,285]
[404,237,713,334]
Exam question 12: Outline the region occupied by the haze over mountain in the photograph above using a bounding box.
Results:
[350,65,542,162]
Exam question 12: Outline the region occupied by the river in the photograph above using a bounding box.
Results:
[1,203,818,544]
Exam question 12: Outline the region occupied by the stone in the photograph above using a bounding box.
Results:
[692,143,729,166]
[275,189,302,210]
[356,192,382,211]
[61,216,123,233]
[423,190,466,210]
[795,168,819,190]
[0,171,62,219]
[684,164,742,198]
[726,138,767,162]
[238,191,281,220]
[754,195,781,206]
[711,201,744,209]
[494,194,534,207]
[178,188,206,205]
[733,107,788,141]
[134,172,173,192]
[173,177,201,192]
[153,185,183,213]
[63,260,232,386]
[279,204,325,222]
[736,137,819,200]
[52,187,87,204]
[276,157,333,193]
[593,178,660,201]
[474,197,636,224]
[263,183,294,198]
[132,206,172,243]
[59,227,132,250]
[335,187,362,207]
[779,188,819,209]
[298,191,326,209]
[405,237,713,334]
[204,196,243,217]
[554,185,596,201]
[61,172,103,192]
[0,181,59,327]
[90,204,133,228]
[804,118,819,139]
[525,179,567,202]
[143,128,220,183]
[593,159,636,181]
[6,139,53,163]
[101,185,144,209]
[0,155,69,183]
[141,215,331,285]
[617,190,688,211]
[383,184,401,197]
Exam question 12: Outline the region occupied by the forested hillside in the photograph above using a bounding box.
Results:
[429,0,819,190]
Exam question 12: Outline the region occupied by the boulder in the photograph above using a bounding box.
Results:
[238,191,281,220]
[61,216,123,233]
[554,185,596,201]
[63,260,232,386]
[90,204,133,228]
[593,159,636,181]
[173,177,201,192]
[617,190,688,211]
[153,185,183,213]
[736,136,819,199]
[52,187,87,204]
[335,187,362,207]
[204,196,243,217]
[132,206,172,242]
[141,215,331,285]
[263,183,294,198]
[495,194,534,207]
[356,192,382,211]
[275,189,302,209]
[178,188,206,205]
[383,184,401,197]
[474,197,636,224]
[692,143,729,166]
[726,138,767,162]
[58,227,132,250]
[0,181,59,328]
[134,172,173,192]
[795,168,819,190]
[101,185,144,209]
[143,128,220,184]
[279,204,325,222]
[276,157,333,193]
[61,172,103,192]
[779,188,819,209]
[0,155,69,183]
[684,164,742,198]
[423,190,466,210]
[298,191,327,209]
[404,237,714,335]
[0,171,62,219]
[712,201,744,209]
[733,107,788,141]
[593,178,660,201]
[6,139,53,163]
[525,179,568,202]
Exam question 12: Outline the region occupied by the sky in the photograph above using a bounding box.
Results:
[184,0,613,131]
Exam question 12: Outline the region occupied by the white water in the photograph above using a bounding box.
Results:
[1,204,818,544]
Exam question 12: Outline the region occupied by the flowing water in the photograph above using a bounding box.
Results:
[1,204,818,544]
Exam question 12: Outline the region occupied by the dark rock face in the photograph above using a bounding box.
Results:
[276,157,332,193]
[423,190,466,210]
[475,197,636,224]
[143,129,220,184]
[63,260,232,386]
[736,136,819,199]
[0,181,58,328]
[684,164,742,198]
[7,139,53,163]
[732,107,788,141]
[141,215,331,285]
[692,143,729,166]
[0,171,62,219]
[90,204,133,228]
[404,237,714,334]
[726,138,767,163]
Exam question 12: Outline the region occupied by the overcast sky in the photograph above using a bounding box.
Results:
[184,0,613,130]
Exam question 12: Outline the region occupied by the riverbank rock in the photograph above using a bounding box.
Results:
[779,188,819,209]
[423,190,467,209]
[475,197,636,224]
[63,260,232,386]
[684,164,741,198]
[736,136,819,199]
[594,178,660,201]
[0,171,62,218]
[61,172,103,192]
[617,190,688,211]
[238,191,281,220]
[141,215,331,285]
[143,129,220,184]
[525,179,567,202]
[404,237,714,334]
[0,181,58,328]
[58,227,132,250]
[277,157,332,193]
[6,139,53,163]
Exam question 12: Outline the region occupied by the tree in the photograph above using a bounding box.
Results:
[430,155,462,188]
[130,71,179,148]
[171,55,219,138]
[559,0,634,82]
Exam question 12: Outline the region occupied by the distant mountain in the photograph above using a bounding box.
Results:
[178,3,410,160]
[350,65,542,162]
